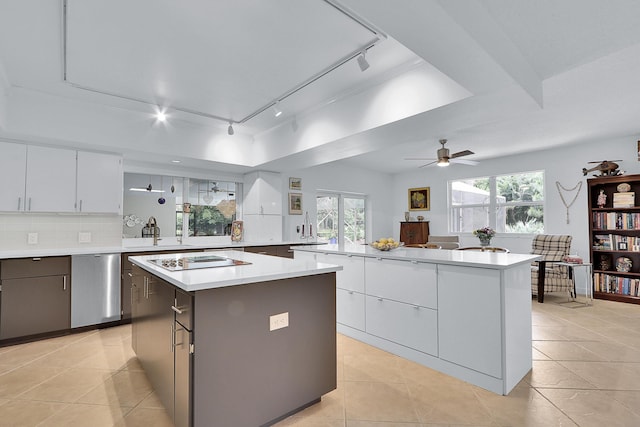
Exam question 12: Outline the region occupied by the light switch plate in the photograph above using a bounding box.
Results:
[78,232,92,243]
[269,312,289,331]
[27,232,38,244]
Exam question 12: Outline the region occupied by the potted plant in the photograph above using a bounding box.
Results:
[473,227,495,247]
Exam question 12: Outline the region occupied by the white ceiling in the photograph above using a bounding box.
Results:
[0,0,639,175]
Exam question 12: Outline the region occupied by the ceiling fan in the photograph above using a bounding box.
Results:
[405,139,478,168]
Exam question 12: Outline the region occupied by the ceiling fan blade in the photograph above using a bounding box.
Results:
[418,160,438,168]
[450,150,474,159]
[450,158,479,166]
[404,157,436,161]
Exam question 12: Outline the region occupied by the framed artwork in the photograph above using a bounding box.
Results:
[288,193,303,215]
[289,177,302,190]
[408,187,430,211]
[231,220,243,242]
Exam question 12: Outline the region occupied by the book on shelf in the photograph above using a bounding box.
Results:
[613,192,635,208]
[592,234,640,252]
[594,272,640,297]
[592,212,640,230]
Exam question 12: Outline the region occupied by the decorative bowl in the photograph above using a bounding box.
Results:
[370,240,403,251]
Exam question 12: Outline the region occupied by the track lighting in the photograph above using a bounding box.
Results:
[155,110,167,122]
[357,51,370,72]
[227,122,234,135]
[272,102,282,118]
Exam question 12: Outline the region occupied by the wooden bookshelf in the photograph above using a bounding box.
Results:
[588,174,640,304]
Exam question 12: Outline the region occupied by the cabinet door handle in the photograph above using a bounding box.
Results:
[63,275,67,291]
[413,305,420,310]
[170,324,174,353]
[17,197,21,210]
[127,272,133,277]
[171,305,184,315]
[28,197,32,211]
[79,199,83,212]
[32,257,41,261]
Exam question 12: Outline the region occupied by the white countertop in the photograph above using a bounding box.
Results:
[0,241,320,260]
[292,244,541,269]
[128,250,342,292]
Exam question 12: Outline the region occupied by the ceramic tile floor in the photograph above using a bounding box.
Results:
[0,294,639,426]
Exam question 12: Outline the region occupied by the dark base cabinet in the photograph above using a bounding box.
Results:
[0,257,70,340]
[131,265,336,427]
[399,221,430,245]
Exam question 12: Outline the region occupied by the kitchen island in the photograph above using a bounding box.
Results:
[128,250,341,427]
[293,244,540,395]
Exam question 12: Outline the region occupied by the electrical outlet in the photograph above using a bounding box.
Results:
[78,232,92,243]
[269,312,289,331]
[27,232,38,244]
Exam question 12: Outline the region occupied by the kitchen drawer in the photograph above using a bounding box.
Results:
[366,295,438,356]
[365,258,437,308]
[174,288,193,331]
[336,288,365,331]
[1,256,70,280]
[317,253,365,293]
[276,245,294,258]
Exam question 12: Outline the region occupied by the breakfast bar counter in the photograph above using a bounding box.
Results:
[128,251,341,427]
[293,244,540,396]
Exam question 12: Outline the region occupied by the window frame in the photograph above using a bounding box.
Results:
[316,191,367,245]
[448,170,545,235]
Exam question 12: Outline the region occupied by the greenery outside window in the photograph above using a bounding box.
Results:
[317,192,366,245]
[449,171,544,234]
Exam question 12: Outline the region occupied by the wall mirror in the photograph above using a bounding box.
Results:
[123,173,238,239]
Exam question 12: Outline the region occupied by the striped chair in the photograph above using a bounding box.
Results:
[530,235,573,302]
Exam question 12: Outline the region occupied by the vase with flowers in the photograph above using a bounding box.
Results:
[473,227,495,246]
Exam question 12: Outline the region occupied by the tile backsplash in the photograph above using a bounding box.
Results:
[0,214,122,250]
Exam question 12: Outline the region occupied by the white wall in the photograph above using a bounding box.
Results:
[279,162,394,243]
[392,135,640,257]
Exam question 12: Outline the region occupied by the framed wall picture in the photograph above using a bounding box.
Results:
[289,193,303,215]
[408,187,430,211]
[289,177,302,190]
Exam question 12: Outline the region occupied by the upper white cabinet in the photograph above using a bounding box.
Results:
[0,141,27,211]
[0,142,123,214]
[77,151,123,213]
[243,171,282,215]
[26,146,77,212]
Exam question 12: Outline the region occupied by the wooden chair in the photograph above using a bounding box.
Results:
[427,235,459,249]
[530,235,573,303]
[455,246,510,253]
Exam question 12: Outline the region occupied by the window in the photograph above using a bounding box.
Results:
[449,171,544,234]
[316,193,366,245]
[184,179,237,237]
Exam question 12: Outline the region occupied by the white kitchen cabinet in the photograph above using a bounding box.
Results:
[336,288,366,331]
[437,265,502,378]
[0,141,27,211]
[243,171,282,215]
[26,145,76,212]
[317,252,365,293]
[365,295,438,356]
[77,151,123,213]
[365,257,437,309]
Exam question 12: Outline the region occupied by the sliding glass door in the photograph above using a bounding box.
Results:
[316,193,366,245]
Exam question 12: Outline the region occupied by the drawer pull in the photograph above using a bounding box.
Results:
[127,272,133,277]
[411,260,418,264]
[377,297,383,302]
[347,254,352,257]
[171,305,184,315]
[413,305,420,309]
[32,257,41,261]
[376,257,382,261]
[348,290,354,295]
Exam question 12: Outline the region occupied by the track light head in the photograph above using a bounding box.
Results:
[272,102,283,118]
[357,51,370,72]
[155,110,167,122]
[227,122,234,136]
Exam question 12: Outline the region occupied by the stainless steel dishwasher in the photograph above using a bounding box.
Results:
[71,254,121,328]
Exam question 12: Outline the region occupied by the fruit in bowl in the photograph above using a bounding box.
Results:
[370,238,402,251]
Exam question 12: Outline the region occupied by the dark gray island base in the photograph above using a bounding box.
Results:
[129,251,338,427]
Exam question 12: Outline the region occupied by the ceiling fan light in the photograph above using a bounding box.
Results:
[437,158,450,167]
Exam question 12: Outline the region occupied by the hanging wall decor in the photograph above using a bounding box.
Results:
[556,181,582,224]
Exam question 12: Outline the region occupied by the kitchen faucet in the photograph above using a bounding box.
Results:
[147,216,159,246]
